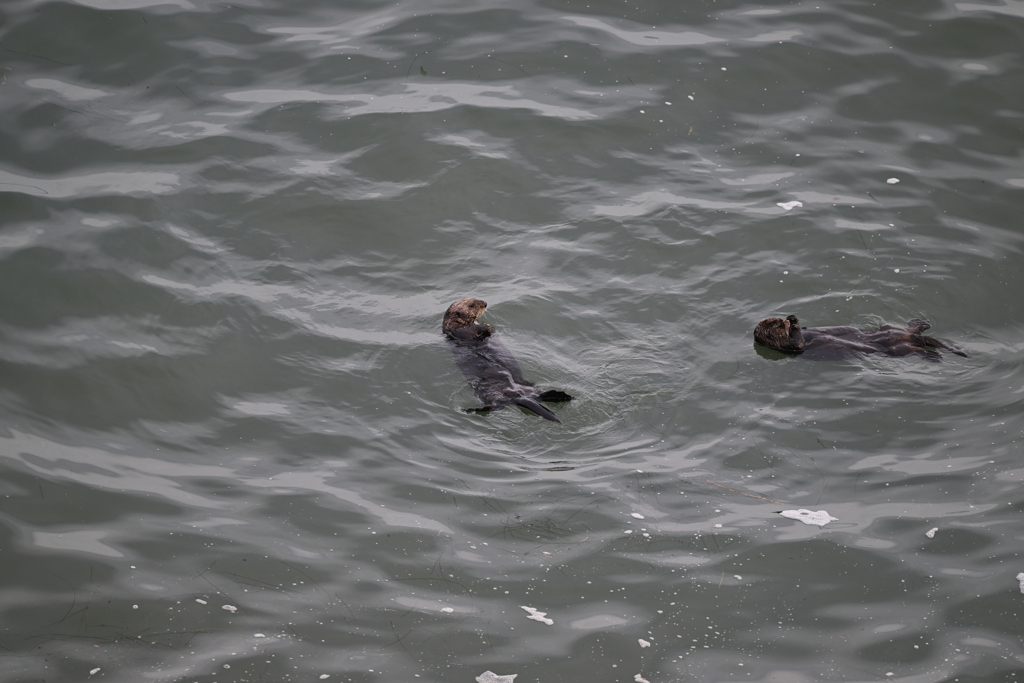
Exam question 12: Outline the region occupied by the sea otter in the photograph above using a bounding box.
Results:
[754,315,968,362]
[442,298,573,422]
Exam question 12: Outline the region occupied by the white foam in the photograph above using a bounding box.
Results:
[477,672,517,683]
[780,509,837,527]
[521,606,553,625]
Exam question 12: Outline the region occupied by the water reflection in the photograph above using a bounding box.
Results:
[1,0,1023,681]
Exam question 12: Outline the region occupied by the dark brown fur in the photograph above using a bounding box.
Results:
[754,315,968,362]
[443,298,572,422]
[442,298,493,341]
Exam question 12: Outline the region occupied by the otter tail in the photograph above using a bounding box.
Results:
[514,397,561,423]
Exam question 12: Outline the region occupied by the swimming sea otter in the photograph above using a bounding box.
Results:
[754,315,968,361]
[442,298,573,422]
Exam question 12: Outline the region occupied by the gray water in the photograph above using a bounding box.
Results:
[1,0,1023,681]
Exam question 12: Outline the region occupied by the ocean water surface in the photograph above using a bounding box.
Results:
[1,0,1023,681]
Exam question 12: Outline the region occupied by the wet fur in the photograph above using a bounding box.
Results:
[754,315,968,362]
[443,298,573,422]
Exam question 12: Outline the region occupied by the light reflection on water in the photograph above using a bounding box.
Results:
[1,0,1023,682]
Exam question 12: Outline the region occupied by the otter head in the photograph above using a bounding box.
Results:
[442,298,488,335]
[754,314,805,353]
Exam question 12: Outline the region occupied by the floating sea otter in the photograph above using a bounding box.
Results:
[442,298,573,422]
[754,315,968,362]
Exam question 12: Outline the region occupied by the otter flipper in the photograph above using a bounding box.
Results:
[539,390,573,402]
[918,335,968,358]
[448,323,493,342]
[905,345,943,362]
[513,397,561,423]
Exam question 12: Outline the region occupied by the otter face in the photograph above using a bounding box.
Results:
[754,315,805,353]
[443,298,488,334]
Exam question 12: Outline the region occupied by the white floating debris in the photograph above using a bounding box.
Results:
[887,178,900,184]
[254,633,266,638]
[734,575,742,580]
[222,605,238,613]
[90,668,101,676]
[638,638,651,648]
[635,675,650,683]
[926,528,938,539]
[688,95,694,100]
[520,605,553,625]
[631,513,645,520]
[477,671,517,683]
[132,605,138,609]
[1017,572,1024,594]
[196,599,207,605]
[441,607,454,613]
[777,200,803,211]
[320,675,331,680]
[779,509,838,527]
